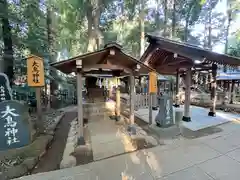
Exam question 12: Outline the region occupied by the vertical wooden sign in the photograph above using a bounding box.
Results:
[149,71,157,93]
[27,55,45,87]
[27,55,45,132]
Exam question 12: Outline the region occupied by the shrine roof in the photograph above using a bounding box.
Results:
[217,72,240,81]
[140,33,240,75]
[51,42,154,75]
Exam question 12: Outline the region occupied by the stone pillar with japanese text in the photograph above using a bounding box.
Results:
[0,101,32,150]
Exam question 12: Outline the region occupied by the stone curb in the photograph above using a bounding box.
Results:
[60,117,78,169]
[45,113,65,134]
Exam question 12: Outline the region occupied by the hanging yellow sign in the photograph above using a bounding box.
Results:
[27,55,45,87]
[149,71,157,93]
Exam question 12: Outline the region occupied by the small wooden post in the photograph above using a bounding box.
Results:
[230,80,235,104]
[129,75,135,125]
[208,64,217,116]
[36,87,44,132]
[115,78,121,121]
[148,72,157,125]
[128,74,136,135]
[76,60,85,145]
[149,93,153,124]
[182,68,191,122]
[174,69,180,107]
[223,80,228,105]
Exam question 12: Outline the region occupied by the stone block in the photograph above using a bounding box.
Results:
[22,157,38,170]
[3,164,28,179]
[68,130,78,137]
[63,143,75,156]
[60,155,76,169]
[145,136,158,146]
[149,124,180,139]
[67,136,77,144]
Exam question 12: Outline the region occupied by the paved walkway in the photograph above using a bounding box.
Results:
[135,106,240,131]
[89,114,131,161]
[15,119,240,180]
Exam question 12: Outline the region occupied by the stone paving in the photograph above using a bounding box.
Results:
[89,114,128,161]
[135,105,240,131]
[14,118,240,180]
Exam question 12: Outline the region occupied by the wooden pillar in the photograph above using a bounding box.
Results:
[174,69,180,107]
[182,68,191,122]
[222,80,228,105]
[128,74,136,135]
[115,78,121,121]
[208,64,217,116]
[36,87,44,133]
[139,76,142,93]
[76,60,85,145]
[230,80,235,104]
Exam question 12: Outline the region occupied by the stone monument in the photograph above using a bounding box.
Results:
[0,73,32,151]
[155,95,174,127]
[0,73,12,102]
[0,100,31,150]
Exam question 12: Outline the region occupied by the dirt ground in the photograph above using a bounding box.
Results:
[31,111,77,174]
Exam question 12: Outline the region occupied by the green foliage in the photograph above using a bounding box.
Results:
[228,42,240,57]
[0,0,239,88]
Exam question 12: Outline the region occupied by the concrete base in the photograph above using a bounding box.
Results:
[127,125,137,135]
[208,111,216,117]
[180,125,222,139]
[182,116,191,122]
[115,115,121,121]
[149,124,180,139]
[109,115,115,120]
[156,122,174,128]
[152,107,158,110]
[83,118,88,124]
[173,104,180,108]
[77,136,85,145]
[109,115,121,121]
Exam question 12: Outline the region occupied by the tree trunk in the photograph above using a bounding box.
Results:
[163,0,168,37]
[224,13,232,72]
[155,0,161,30]
[1,0,14,85]
[207,8,212,50]
[47,2,56,108]
[184,18,189,42]
[140,0,145,56]
[92,0,103,50]
[86,5,96,52]
[171,0,176,38]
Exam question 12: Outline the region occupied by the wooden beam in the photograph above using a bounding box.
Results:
[140,43,158,63]
[163,58,188,66]
[157,62,193,70]
[106,60,133,74]
[96,51,110,64]
[159,55,169,66]
[155,40,203,61]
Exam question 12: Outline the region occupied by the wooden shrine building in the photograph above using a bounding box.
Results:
[139,33,240,122]
[51,43,154,144]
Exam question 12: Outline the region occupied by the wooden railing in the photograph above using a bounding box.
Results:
[120,93,150,110]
